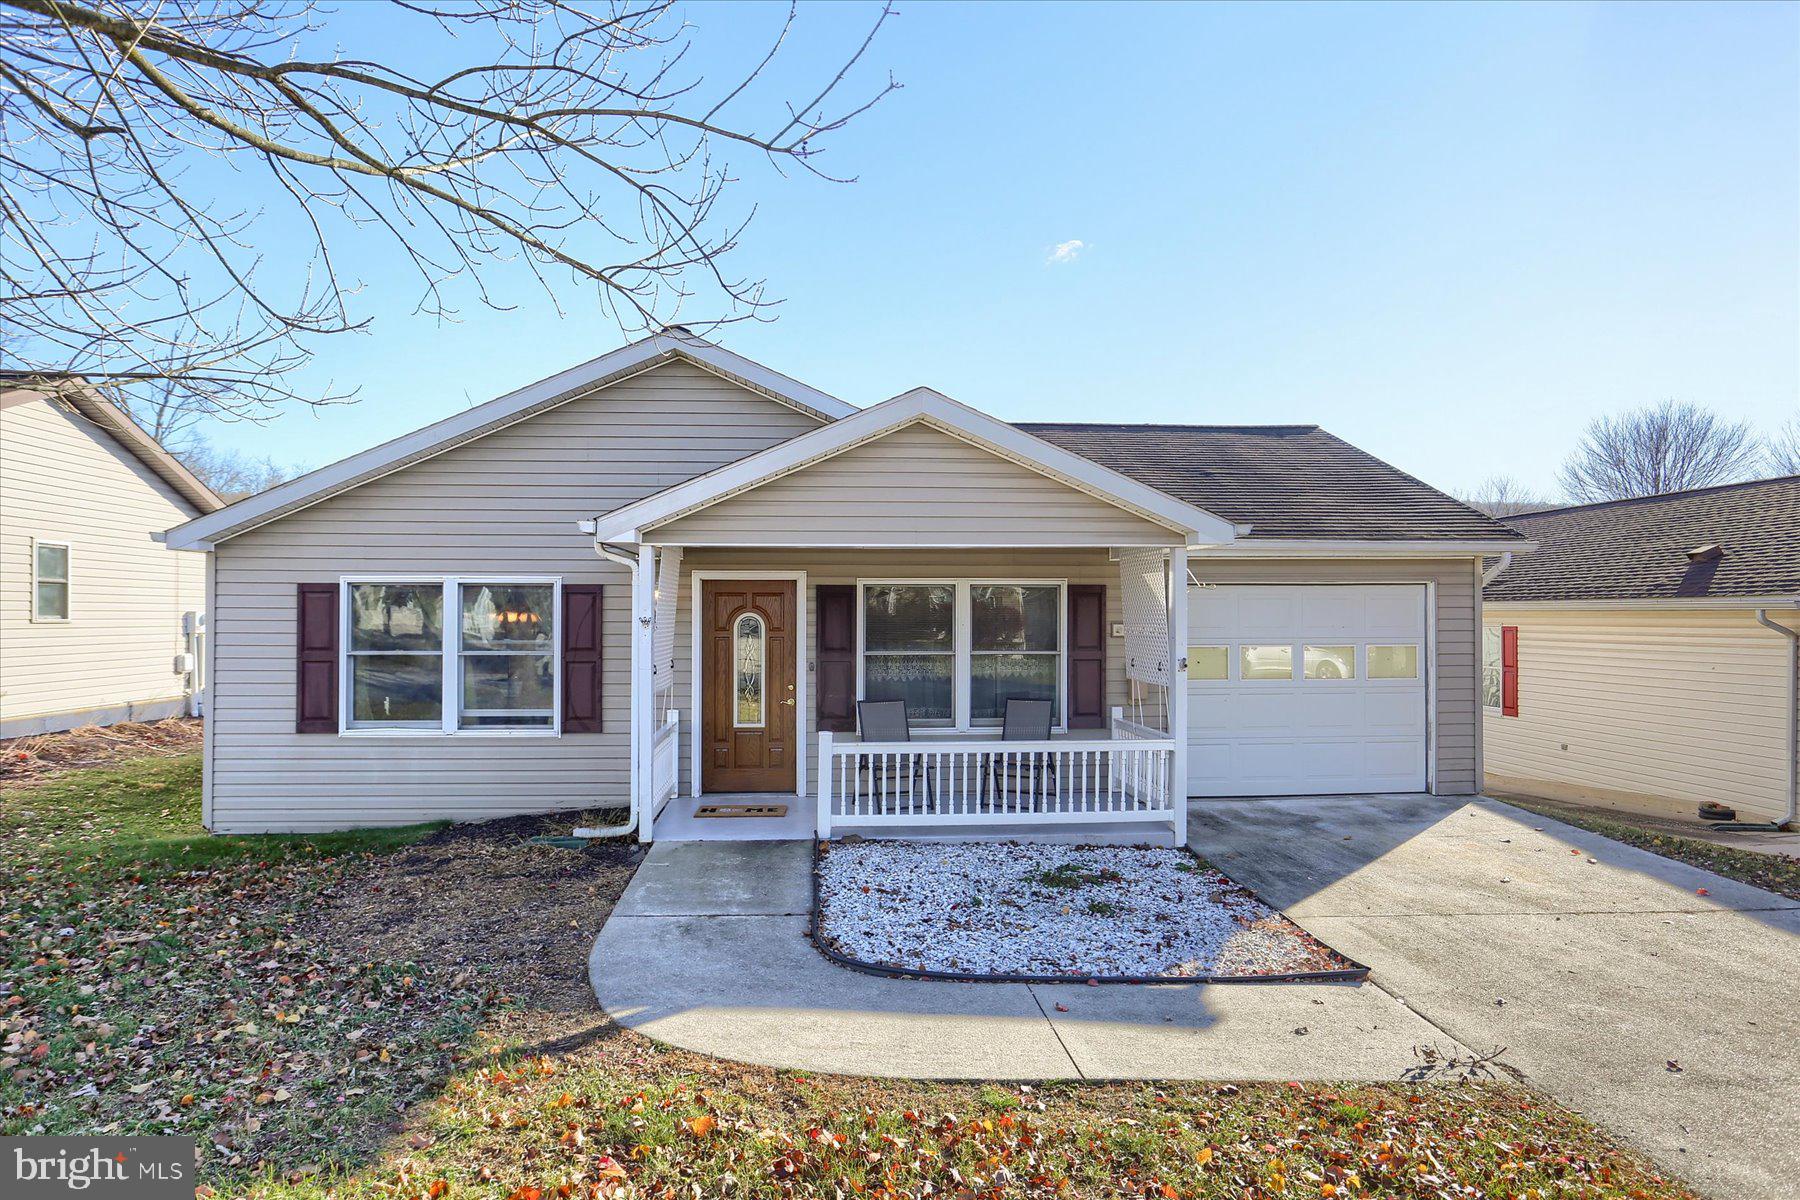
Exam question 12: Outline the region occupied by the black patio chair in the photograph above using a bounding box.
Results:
[855,699,935,807]
[981,698,1058,810]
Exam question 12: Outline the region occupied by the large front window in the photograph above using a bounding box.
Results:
[345,579,558,733]
[860,580,1064,730]
[970,584,1060,721]
[862,583,955,724]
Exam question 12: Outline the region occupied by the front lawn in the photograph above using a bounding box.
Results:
[2,747,1702,1199]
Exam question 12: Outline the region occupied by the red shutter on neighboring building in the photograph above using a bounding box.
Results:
[295,584,339,733]
[1066,584,1107,728]
[562,585,604,733]
[1500,625,1519,717]
[816,584,857,733]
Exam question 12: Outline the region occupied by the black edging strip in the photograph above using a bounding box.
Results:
[807,839,1370,987]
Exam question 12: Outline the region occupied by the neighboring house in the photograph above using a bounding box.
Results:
[1483,477,1800,829]
[164,331,1524,839]
[1,378,223,737]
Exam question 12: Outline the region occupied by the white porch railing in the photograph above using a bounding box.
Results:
[817,730,1177,835]
[651,708,680,813]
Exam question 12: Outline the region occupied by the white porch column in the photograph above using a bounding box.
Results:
[636,542,657,843]
[1168,545,1189,846]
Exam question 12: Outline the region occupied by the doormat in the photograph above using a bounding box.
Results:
[695,803,790,819]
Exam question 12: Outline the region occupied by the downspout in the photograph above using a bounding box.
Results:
[1748,607,1799,831]
[569,527,641,839]
[1481,552,1513,587]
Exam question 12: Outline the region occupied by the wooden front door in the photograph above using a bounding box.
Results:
[701,579,797,792]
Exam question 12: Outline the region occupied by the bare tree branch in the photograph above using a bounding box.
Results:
[1767,416,1800,477]
[1557,400,1765,502]
[1457,475,1551,518]
[0,0,898,433]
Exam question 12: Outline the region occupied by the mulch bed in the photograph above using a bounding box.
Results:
[0,718,203,784]
[294,813,645,1035]
[814,840,1358,981]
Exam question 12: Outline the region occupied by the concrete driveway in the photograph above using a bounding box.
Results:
[1189,794,1800,1200]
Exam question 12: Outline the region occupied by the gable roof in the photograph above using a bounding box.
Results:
[1021,423,1524,544]
[590,388,1242,545]
[1,377,223,514]
[164,331,853,549]
[1485,475,1800,604]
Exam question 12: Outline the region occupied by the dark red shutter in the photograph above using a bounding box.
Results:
[1500,625,1520,717]
[295,584,338,733]
[1067,584,1107,729]
[562,585,604,732]
[816,584,857,732]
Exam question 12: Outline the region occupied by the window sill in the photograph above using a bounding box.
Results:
[337,728,562,739]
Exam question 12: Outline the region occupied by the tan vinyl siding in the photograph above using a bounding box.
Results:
[1483,607,1799,822]
[672,548,1133,799]
[1188,557,1482,794]
[0,397,205,735]
[205,361,822,833]
[650,422,1182,546]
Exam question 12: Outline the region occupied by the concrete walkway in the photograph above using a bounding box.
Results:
[590,799,1800,1200]
[590,840,1459,1081]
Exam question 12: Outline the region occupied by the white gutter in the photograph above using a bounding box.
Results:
[1481,552,1513,587]
[571,531,641,839]
[1753,608,1799,830]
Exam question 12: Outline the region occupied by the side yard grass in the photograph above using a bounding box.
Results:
[2,746,1702,1200]
[1494,794,1800,902]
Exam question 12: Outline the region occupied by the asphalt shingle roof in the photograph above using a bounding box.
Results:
[1017,422,1522,543]
[1485,475,1800,603]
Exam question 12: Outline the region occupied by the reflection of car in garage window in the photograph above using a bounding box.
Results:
[1239,644,1293,680]
[1304,645,1355,679]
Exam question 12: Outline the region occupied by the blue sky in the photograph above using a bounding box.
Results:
[203,0,1798,499]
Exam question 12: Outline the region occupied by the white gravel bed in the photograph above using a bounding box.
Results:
[814,840,1354,979]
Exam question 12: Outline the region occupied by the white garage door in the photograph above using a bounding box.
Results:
[1187,584,1428,797]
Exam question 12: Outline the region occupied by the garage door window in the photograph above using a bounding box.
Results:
[1187,645,1229,680]
[1239,645,1293,680]
[1304,645,1355,680]
[1367,644,1419,679]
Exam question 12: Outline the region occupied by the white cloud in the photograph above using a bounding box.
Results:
[1046,239,1086,265]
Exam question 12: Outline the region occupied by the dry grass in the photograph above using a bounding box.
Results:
[2,753,1703,1200]
[0,717,203,783]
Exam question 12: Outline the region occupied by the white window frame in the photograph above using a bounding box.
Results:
[855,578,1068,734]
[1480,625,1503,713]
[30,538,71,623]
[337,576,563,737]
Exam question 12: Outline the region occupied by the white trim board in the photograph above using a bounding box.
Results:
[1193,540,1531,557]
[165,331,854,551]
[591,389,1241,547]
[688,570,810,801]
[1484,597,1800,611]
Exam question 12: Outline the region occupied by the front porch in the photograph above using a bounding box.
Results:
[587,389,1242,845]
[649,714,1181,843]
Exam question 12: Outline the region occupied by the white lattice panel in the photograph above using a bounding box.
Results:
[1118,547,1170,687]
